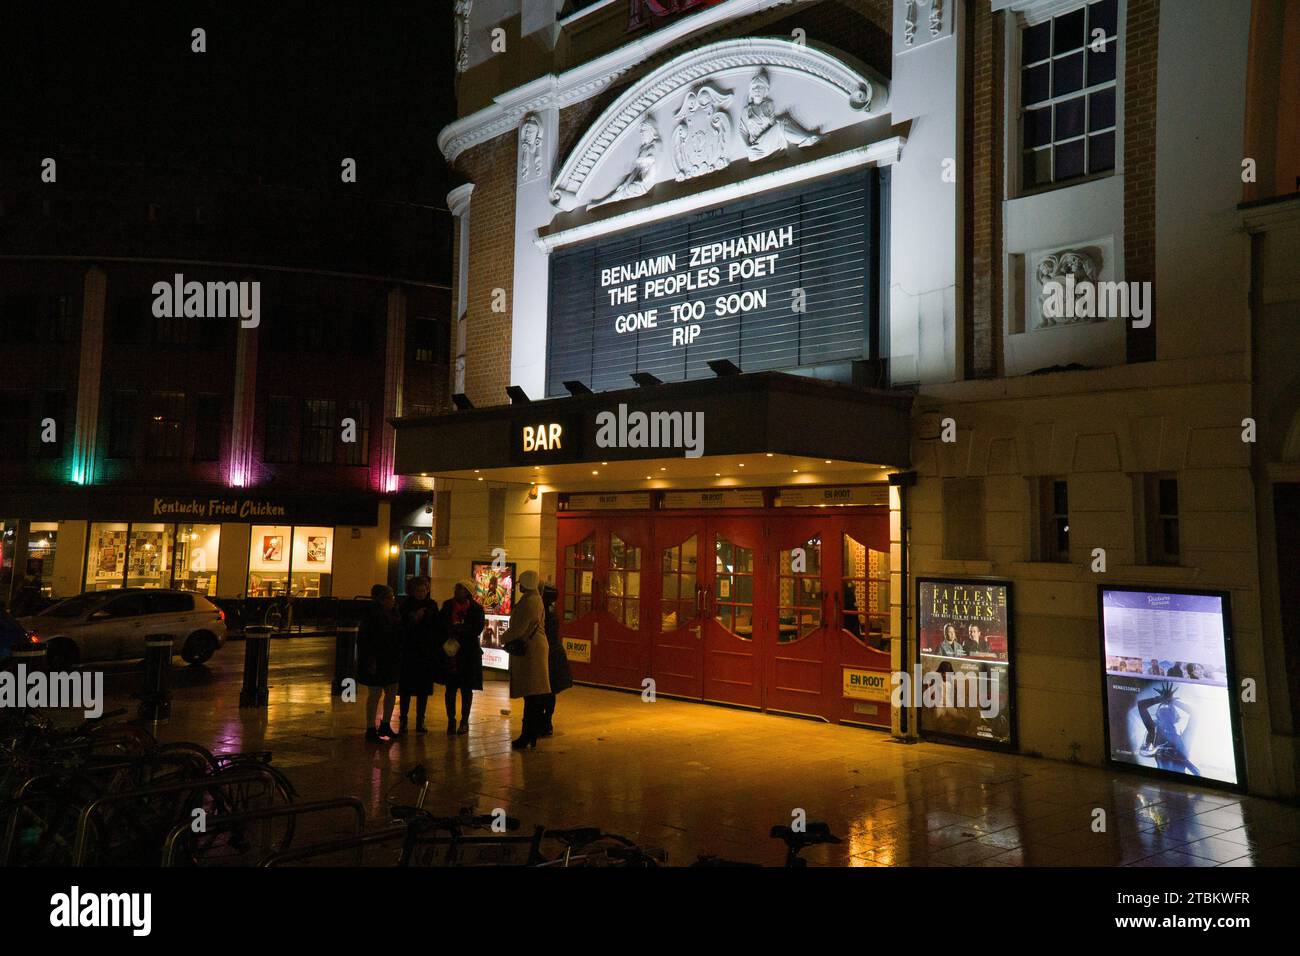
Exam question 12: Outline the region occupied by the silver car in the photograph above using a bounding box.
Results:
[21,589,228,670]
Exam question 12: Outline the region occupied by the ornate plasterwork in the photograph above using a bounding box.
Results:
[550,38,885,208]
[519,114,544,184]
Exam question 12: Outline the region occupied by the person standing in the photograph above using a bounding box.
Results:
[397,576,441,735]
[437,579,485,735]
[538,583,572,737]
[502,570,549,750]
[358,584,403,741]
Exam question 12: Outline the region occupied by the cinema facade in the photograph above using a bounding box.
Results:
[395,0,1300,798]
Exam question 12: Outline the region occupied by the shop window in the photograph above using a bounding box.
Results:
[777,537,821,643]
[1144,474,1180,565]
[37,390,66,459]
[607,534,641,630]
[300,398,337,464]
[0,390,30,459]
[86,523,129,591]
[1038,477,1071,562]
[714,536,755,640]
[172,524,220,595]
[841,534,889,649]
[145,391,186,460]
[263,395,295,463]
[127,524,174,588]
[942,478,987,561]
[193,393,223,462]
[248,525,292,597]
[338,400,370,466]
[660,535,698,631]
[1019,0,1118,191]
[108,390,139,459]
[562,534,596,621]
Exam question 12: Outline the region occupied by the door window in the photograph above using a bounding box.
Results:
[608,534,641,629]
[713,536,754,640]
[562,534,596,621]
[660,535,697,630]
[840,534,890,649]
[777,536,821,642]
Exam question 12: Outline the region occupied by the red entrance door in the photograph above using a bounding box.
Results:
[651,517,704,699]
[699,516,764,709]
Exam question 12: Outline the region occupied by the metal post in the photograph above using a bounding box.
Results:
[332,624,359,696]
[239,625,272,708]
[138,634,173,720]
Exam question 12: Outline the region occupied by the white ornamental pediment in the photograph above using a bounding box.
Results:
[550,38,888,212]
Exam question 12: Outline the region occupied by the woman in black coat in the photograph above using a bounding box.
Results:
[436,579,485,735]
[397,575,442,734]
[538,583,573,736]
[357,584,403,741]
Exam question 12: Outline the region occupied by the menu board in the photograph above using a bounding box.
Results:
[471,561,514,671]
[1099,588,1242,786]
[917,578,1014,746]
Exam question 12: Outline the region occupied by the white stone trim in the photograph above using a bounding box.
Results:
[535,137,904,252]
[438,0,805,163]
[549,37,885,207]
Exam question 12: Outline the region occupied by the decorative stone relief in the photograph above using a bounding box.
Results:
[739,68,821,162]
[1035,248,1102,328]
[671,83,733,182]
[519,114,544,184]
[454,0,473,74]
[587,120,661,210]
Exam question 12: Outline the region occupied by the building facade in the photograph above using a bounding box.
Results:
[398,0,1298,797]
[0,160,454,608]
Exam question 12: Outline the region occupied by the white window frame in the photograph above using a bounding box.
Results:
[1004,0,1127,199]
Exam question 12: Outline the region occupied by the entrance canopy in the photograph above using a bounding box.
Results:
[392,371,911,489]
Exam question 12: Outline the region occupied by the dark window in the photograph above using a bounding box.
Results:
[338,400,370,466]
[108,390,139,458]
[1020,0,1118,191]
[0,390,31,459]
[300,398,337,464]
[193,392,223,461]
[413,317,445,364]
[264,395,295,463]
[38,389,66,459]
[145,391,185,460]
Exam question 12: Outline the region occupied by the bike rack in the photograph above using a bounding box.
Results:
[71,769,282,866]
[161,796,366,866]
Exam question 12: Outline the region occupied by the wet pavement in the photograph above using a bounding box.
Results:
[93,637,1300,866]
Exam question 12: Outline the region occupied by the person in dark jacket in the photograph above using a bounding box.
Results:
[358,584,403,741]
[436,579,485,735]
[397,575,442,735]
[538,583,572,736]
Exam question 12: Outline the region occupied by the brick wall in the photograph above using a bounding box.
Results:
[1124,0,1159,363]
[456,132,519,408]
[966,2,1005,379]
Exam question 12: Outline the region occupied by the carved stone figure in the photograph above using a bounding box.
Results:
[739,69,821,162]
[671,83,733,182]
[587,120,660,210]
[1036,249,1101,327]
[519,114,543,184]
[455,0,473,74]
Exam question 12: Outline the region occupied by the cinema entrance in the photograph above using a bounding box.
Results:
[556,491,894,727]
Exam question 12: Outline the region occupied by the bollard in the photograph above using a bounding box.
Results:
[138,634,174,721]
[239,625,273,708]
[8,640,46,712]
[332,623,358,696]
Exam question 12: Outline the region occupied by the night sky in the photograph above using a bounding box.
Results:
[2,1,456,206]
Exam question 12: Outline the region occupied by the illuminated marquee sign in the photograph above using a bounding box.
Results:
[547,170,880,396]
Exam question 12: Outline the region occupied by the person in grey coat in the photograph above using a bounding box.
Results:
[538,583,572,736]
[501,570,549,750]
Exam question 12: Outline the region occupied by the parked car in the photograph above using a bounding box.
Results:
[20,589,228,670]
[0,606,39,668]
